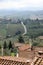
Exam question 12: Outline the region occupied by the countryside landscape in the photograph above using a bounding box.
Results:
[0,10,43,65]
[0,0,43,65]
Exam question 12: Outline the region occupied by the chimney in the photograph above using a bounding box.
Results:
[16,53,19,58]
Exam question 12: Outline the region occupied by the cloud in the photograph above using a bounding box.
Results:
[0,0,6,2]
[0,0,43,10]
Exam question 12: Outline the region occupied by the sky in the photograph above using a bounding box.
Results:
[0,0,43,10]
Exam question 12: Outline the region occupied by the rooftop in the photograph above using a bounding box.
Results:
[38,36,43,39]
[14,43,23,47]
[0,56,30,63]
[18,44,31,51]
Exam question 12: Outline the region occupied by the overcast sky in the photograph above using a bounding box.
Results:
[0,0,43,10]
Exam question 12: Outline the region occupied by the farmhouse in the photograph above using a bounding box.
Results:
[33,46,43,57]
[14,43,24,48]
[18,44,34,59]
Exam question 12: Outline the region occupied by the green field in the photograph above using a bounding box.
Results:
[0,23,24,37]
[0,23,24,46]
[0,21,43,46]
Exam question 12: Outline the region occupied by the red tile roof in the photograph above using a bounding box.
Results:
[0,56,30,63]
[14,43,23,47]
[18,44,31,51]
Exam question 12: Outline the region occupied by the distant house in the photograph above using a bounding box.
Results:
[34,46,43,57]
[38,36,43,40]
[14,43,43,59]
[18,44,43,59]
[18,44,34,59]
[18,44,31,51]
[14,43,24,48]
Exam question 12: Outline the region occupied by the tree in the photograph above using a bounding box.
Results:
[0,45,1,49]
[3,41,7,49]
[8,41,12,49]
[15,31,21,35]
[18,35,24,43]
[32,42,38,46]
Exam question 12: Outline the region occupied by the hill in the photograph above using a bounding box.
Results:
[0,10,43,19]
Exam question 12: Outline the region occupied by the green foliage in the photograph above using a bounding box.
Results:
[11,48,17,56]
[11,53,14,56]
[14,48,17,53]
[0,19,43,47]
[7,24,24,36]
[3,41,7,49]
[0,45,1,49]
[18,35,24,43]
[32,42,39,46]
[8,40,12,49]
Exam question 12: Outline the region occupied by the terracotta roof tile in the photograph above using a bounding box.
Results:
[14,43,23,47]
[18,44,31,51]
[0,56,30,63]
